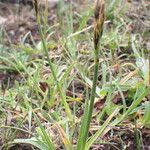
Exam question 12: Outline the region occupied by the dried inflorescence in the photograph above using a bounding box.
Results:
[33,0,39,17]
[94,0,105,49]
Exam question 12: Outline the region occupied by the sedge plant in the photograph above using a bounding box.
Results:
[33,0,72,120]
[77,0,105,149]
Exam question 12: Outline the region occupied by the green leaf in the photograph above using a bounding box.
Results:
[124,86,150,118]
[13,138,50,150]
[34,114,56,150]
[85,108,120,150]
[142,102,150,128]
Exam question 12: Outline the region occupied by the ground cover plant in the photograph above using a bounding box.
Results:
[0,0,150,149]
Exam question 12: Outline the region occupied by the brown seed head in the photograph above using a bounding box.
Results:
[94,0,105,49]
[33,0,39,17]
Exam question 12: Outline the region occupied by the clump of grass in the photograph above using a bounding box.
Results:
[1,0,150,150]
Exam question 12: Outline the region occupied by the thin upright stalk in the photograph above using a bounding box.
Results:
[33,0,72,120]
[77,0,105,149]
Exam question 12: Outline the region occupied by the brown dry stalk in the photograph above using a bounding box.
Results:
[94,0,105,49]
[33,0,39,17]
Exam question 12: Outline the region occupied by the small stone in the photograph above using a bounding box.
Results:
[19,27,25,33]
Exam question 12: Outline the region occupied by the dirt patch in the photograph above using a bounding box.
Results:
[0,0,58,45]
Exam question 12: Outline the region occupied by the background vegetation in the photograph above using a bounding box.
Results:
[0,0,149,149]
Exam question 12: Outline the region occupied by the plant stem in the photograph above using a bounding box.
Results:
[84,46,100,140]
[134,119,141,150]
[36,14,72,121]
[77,0,105,148]
[76,45,100,150]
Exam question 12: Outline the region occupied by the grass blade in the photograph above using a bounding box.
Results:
[85,108,120,149]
